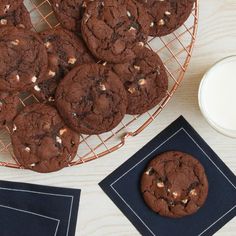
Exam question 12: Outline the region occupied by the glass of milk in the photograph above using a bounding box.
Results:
[198,56,236,138]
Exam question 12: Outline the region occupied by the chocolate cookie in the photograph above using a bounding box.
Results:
[141,151,208,218]
[0,92,19,127]
[50,0,91,33]
[0,26,48,93]
[0,0,23,17]
[111,46,168,115]
[138,0,194,36]
[11,104,80,173]
[0,4,33,29]
[32,27,94,103]
[81,0,151,63]
[56,64,128,135]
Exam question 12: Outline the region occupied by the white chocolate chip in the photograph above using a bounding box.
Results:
[0,19,7,25]
[15,75,20,81]
[127,11,131,18]
[158,19,165,26]
[4,5,10,13]
[128,87,136,94]
[138,42,144,47]
[30,163,36,167]
[56,136,62,144]
[55,3,59,7]
[99,83,106,91]
[167,188,171,193]
[172,191,179,198]
[129,26,136,32]
[150,22,154,27]
[165,11,171,16]
[34,85,41,92]
[145,167,153,175]
[102,61,107,66]
[31,76,37,83]
[182,199,188,204]
[190,189,197,196]
[18,24,25,28]
[157,182,164,188]
[82,1,87,7]
[138,79,146,86]
[13,124,17,132]
[11,39,20,46]
[84,14,90,23]
[68,57,77,64]
[48,70,56,77]
[134,65,140,71]
[59,128,67,136]
[48,97,55,102]
[25,147,31,152]
[44,42,51,48]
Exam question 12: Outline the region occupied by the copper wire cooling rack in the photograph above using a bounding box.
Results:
[0,0,199,169]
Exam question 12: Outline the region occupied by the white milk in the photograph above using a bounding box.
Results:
[199,56,236,138]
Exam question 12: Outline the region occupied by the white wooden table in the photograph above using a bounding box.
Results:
[0,0,235,235]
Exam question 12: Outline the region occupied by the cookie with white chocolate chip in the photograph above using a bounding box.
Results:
[110,46,168,115]
[138,0,195,36]
[0,4,32,29]
[141,151,208,218]
[81,0,151,63]
[0,26,48,93]
[11,103,80,173]
[0,0,23,17]
[55,64,128,135]
[32,27,94,103]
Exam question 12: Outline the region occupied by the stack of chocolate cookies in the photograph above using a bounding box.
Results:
[0,0,194,173]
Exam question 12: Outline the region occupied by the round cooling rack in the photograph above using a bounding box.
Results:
[0,0,199,169]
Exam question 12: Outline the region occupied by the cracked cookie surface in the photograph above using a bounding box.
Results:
[32,27,94,103]
[0,92,19,127]
[138,0,194,36]
[111,46,168,115]
[0,4,32,29]
[0,26,48,93]
[50,0,92,33]
[0,0,23,17]
[141,151,208,218]
[11,104,80,173]
[55,64,128,135]
[81,0,151,63]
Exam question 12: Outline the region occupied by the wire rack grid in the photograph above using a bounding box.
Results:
[0,0,199,169]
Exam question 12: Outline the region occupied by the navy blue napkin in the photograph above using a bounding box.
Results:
[0,181,81,236]
[99,116,236,236]
[0,204,59,236]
